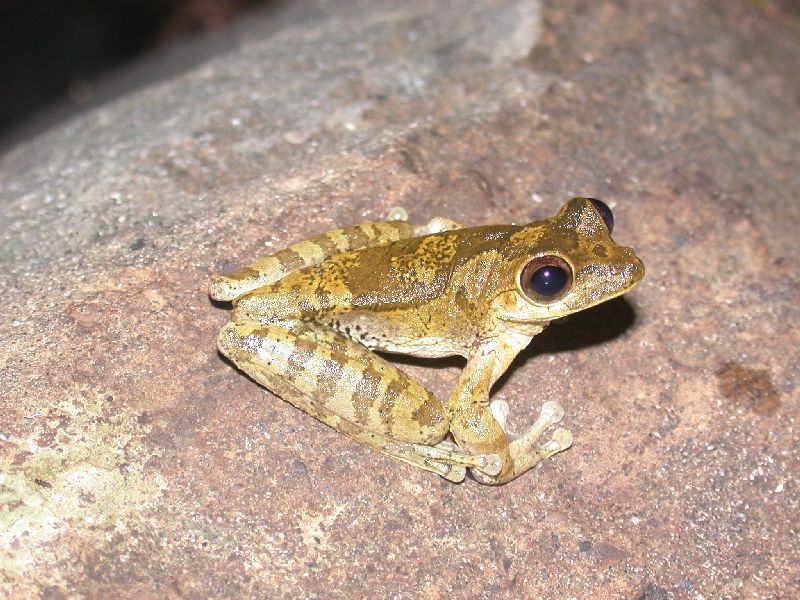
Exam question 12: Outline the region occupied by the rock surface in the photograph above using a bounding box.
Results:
[1,0,798,597]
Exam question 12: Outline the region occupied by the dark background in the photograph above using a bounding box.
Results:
[0,0,272,152]
[2,0,798,154]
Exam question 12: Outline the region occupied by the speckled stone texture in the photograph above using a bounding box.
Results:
[1,0,798,597]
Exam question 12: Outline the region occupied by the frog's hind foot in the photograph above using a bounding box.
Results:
[386,440,502,480]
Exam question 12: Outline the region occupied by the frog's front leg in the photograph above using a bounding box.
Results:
[385,207,465,235]
[447,332,573,485]
[217,320,500,482]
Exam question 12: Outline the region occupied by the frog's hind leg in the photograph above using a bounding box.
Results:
[210,218,418,301]
[217,321,499,481]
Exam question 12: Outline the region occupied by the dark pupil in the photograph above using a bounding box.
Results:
[530,265,568,297]
[587,198,614,233]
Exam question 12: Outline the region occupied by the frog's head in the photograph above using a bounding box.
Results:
[494,197,644,327]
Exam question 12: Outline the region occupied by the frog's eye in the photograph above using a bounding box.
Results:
[520,256,573,303]
[587,198,614,233]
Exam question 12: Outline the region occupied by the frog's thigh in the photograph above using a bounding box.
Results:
[223,321,452,444]
[209,220,415,301]
[218,321,494,480]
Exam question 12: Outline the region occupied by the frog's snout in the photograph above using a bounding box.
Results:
[623,247,645,286]
[602,246,643,288]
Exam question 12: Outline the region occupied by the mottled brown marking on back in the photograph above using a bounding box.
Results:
[314,287,333,313]
[507,223,578,258]
[239,224,523,335]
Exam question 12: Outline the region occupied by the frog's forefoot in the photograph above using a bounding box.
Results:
[529,401,573,454]
[472,401,573,485]
[386,207,409,221]
[548,427,574,453]
[539,400,564,424]
[414,217,465,236]
[385,207,465,236]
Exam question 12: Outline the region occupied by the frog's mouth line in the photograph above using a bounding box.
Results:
[504,279,641,324]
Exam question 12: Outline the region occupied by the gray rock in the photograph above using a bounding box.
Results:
[1,0,798,597]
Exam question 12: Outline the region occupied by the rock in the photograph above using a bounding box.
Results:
[1,0,798,597]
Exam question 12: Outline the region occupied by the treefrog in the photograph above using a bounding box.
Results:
[209,197,644,484]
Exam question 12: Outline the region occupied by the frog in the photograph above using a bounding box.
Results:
[208,196,644,484]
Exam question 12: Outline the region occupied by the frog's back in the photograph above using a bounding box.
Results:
[233,224,521,326]
[322,224,521,312]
